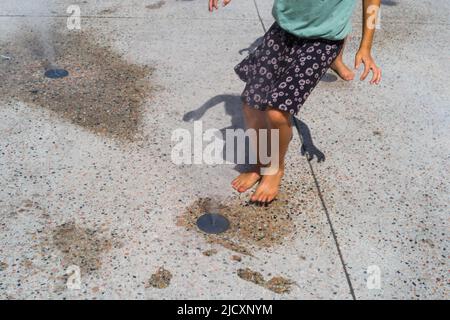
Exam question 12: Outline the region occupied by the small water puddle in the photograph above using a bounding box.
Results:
[237,268,296,294]
[43,221,116,274]
[146,267,172,289]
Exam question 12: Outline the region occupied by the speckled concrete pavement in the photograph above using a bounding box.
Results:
[0,0,448,300]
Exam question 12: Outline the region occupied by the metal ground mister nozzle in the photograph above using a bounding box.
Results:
[44,68,69,79]
[196,213,230,234]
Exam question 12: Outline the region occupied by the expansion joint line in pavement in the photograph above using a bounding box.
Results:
[0,14,448,26]
[253,0,267,33]
[292,117,356,300]
[306,159,357,300]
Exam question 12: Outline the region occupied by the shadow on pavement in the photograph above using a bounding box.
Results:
[183,94,326,171]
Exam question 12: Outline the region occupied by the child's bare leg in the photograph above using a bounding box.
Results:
[231,103,266,192]
[331,38,355,81]
[251,108,292,203]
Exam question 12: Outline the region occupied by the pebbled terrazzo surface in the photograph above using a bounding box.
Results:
[0,0,449,299]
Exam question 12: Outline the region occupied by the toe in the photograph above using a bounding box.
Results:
[270,191,278,202]
[258,193,265,203]
[250,190,260,202]
[261,195,268,204]
[238,180,248,191]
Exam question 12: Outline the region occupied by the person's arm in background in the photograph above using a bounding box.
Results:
[209,0,231,11]
[356,0,382,84]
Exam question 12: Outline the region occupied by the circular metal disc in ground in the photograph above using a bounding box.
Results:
[196,213,230,234]
[44,69,69,79]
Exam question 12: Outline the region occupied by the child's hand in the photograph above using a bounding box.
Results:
[355,49,382,84]
[209,0,232,12]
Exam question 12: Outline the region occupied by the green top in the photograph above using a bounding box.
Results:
[272,0,356,40]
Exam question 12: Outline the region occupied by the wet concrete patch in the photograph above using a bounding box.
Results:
[237,268,265,285]
[0,30,153,141]
[237,268,295,294]
[146,267,172,289]
[265,276,296,294]
[178,187,317,256]
[4,199,49,220]
[48,221,115,274]
[0,262,8,271]
[146,1,166,10]
[98,8,118,15]
[202,249,218,257]
[231,255,242,262]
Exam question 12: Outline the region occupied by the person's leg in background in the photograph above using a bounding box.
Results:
[331,37,355,81]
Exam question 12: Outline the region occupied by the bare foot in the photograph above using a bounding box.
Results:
[331,59,355,81]
[231,171,261,193]
[250,170,284,203]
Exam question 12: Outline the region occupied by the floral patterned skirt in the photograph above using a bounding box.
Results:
[235,22,343,115]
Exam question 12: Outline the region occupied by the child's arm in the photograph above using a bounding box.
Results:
[356,0,382,84]
[209,0,231,12]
